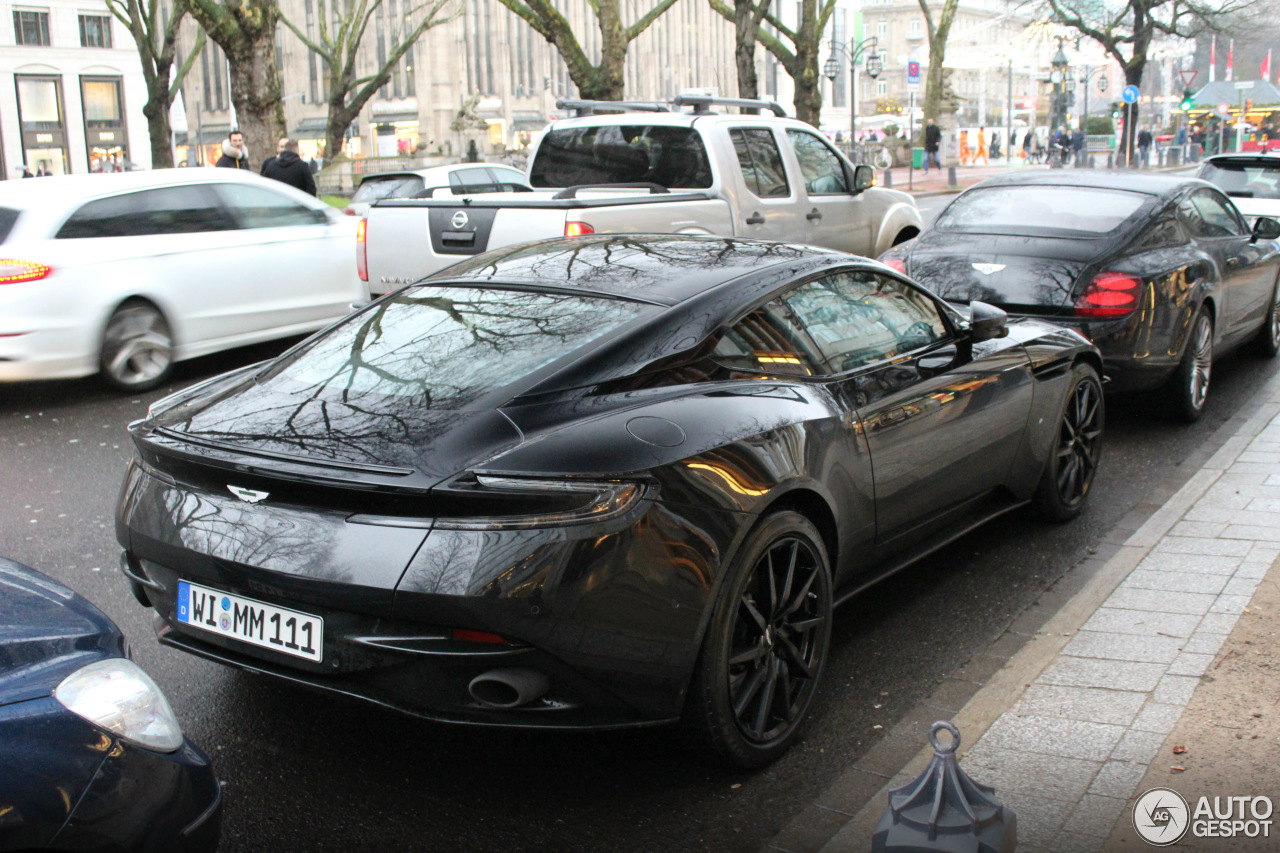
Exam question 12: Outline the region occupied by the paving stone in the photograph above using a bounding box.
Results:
[1013,685,1147,727]
[1169,521,1230,538]
[1197,612,1242,634]
[1186,506,1280,526]
[770,804,850,853]
[1210,594,1253,614]
[985,631,1029,660]
[952,654,1007,684]
[1048,830,1107,853]
[1181,632,1228,655]
[1130,701,1184,734]
[1153,674,1200,706]
[1136,551,1243,575]
[1120,569,1228,595]
[854,733,923,778]
[1088,760,1149,799]
[977,714,1125,762]
[992,788,1075,850]
[815,768,889,816]
[1038,658,1166,692]
[1235,560,1273,578]
[1246,496,1280,511]
[1061,630,1184,664]
[1221,524,1280,542]
[1246,543,1280,560]
[961,743,1101,804]
[1223,575,1263,597]
[1154,537,1252,557]
[1166,652,1214,677]
[1066,794,1128,838]
[1196,490,1253,510]
[1227,462,1278,475]
[1104,587,1217,616]
[1110,730,1168,764]
[923,678,980,714]
[1079,608,1200,638]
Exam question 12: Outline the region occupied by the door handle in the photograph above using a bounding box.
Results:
[745,212,765,225]
[806,208,823,221]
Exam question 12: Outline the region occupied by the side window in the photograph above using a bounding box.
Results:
[56,186,233,239]
[711,299,821,377]
[450,168,499,194]
[1182,191,1243,238]
[786,130,850,195]
[785,271,947,373]
[730,128,790,198]
[1134,216,1184,252]
[215,183,325,229]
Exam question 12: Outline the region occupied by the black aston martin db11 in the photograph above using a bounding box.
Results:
[116,235,1101,768]
[880,171,1280,422]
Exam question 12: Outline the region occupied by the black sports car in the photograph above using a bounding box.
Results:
[116,235,1101,768]
[880,171,1280,421]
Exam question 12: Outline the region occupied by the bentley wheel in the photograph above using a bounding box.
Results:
[100,301,173,392]
[1035,364,1104,522]
[685,511,832,769]
[1170,307,1213,423]
[1250,279,1280,358]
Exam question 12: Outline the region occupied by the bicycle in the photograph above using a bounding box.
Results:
[851,141,894,171]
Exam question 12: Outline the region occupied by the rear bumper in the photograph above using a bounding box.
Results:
[1018,314,1183,393]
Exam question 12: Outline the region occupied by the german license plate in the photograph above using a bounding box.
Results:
[177,580,323,663]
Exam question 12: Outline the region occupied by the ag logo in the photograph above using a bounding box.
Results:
[450,210,470,229]
[1133,787,1190,845]
[972,263,1006,275]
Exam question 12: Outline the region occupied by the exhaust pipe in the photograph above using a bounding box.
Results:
[468,668,550,709]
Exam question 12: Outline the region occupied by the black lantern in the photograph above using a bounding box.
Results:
[866,53,884,79]
[824,55,841,82]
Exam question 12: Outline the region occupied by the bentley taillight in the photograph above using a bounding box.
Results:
[1075,272,1140,317]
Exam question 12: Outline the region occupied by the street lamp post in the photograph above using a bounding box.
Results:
[1076,65,1107,163]
[824,36,880,157]
[1050,40,1070,137]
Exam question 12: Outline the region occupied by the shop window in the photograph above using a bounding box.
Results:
[14,9,50,46]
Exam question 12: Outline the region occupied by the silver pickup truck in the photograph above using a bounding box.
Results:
[360,97,924,294]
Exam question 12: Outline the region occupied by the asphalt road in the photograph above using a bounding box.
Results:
[3,273,1275,851]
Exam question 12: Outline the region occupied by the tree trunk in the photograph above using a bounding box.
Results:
[226,41,285,168]
[1117,62,1144,167]
[325,98,360,166]
[792,0,821,126]
[734,0,761,106]
[142,86,176,168]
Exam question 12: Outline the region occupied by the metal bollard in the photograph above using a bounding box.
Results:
[883,168,893,188]
[947,165,957,187]
[871,721,1016,853]
[1106,152,1114,169]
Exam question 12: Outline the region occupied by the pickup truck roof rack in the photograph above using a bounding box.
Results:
[555,99,673,116]
[671,95,788,117]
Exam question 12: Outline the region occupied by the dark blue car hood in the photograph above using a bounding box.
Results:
[0,558,124,706]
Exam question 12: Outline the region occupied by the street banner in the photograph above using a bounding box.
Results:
[1211,36,1216,82]
[1227,39,1234,82]
[1264,50,1273,85]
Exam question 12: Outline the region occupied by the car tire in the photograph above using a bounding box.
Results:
[1250,278,1280,358]
[684,510,832,769]
[1035,363,1104,522]
[100,300,173,393]
[1169,307,1213,423]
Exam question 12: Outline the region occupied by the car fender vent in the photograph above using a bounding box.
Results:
[1032,356,1072,382]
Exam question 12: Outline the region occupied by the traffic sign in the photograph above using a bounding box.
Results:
[1178,69,1198,88]
[1234,80,1255,90]
[1122,85,1139,104]
[907,61,920,85]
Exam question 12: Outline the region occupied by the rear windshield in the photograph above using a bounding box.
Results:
[258,286,654,403]
[0,207,19,243]
[351,175,425,204]
[530,125,713,189]
[1199,161,1280,200]
[935,186,1148,235]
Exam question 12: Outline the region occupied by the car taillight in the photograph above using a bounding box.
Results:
[356,218,368,282]
[451,628,510,645]
[0,260,52,284]
[1075,272,1141,317]
[344,207,356,216]
[564,221,594,237]
[882,258,906,273]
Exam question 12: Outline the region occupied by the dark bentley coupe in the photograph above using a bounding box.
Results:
[116,235,1101,768]
[880,171,1280,421]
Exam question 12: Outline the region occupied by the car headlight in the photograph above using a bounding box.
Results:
[54,658,183,752]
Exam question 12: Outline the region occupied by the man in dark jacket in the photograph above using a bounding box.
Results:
[923,118,942,174]
[261,138,316,196]
[215,130,250,169]
[259,137,287,176]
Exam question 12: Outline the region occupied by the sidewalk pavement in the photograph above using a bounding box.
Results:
[768,362,1280,852]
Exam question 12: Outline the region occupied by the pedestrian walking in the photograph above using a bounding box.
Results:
[260,138,316,196]
[973,127,989,165]
[923,118,942,174]
[216,130,250,169]
[1071,128,1085,167]
[1137,126,1152,168]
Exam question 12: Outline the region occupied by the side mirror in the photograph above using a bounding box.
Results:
[853,164,876,193]
[969,301,1008,343]
[1252,216,1280,242]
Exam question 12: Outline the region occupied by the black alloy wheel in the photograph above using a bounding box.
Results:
[1170,307,1213,423]
[685,511,832,769]
[1035,364,1104,522]
[100,300,174,392]
[1251,278,1280,358]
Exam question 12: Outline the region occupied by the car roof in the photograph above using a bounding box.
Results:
[1202,154,1280,167]
[0,168,298,210]
[426,234,847,307]
[966,169,1203,199]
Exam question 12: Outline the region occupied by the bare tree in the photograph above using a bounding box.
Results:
[107,0,206,168]
[186,0,285,164]
[918,0,960,123]
[496,0,683,101]
[726,0,771,105]
[710,0,838,126]
[1043,0,1263,162]
[280,0,462,163]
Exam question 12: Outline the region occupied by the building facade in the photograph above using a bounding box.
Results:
[0,0,149,178]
